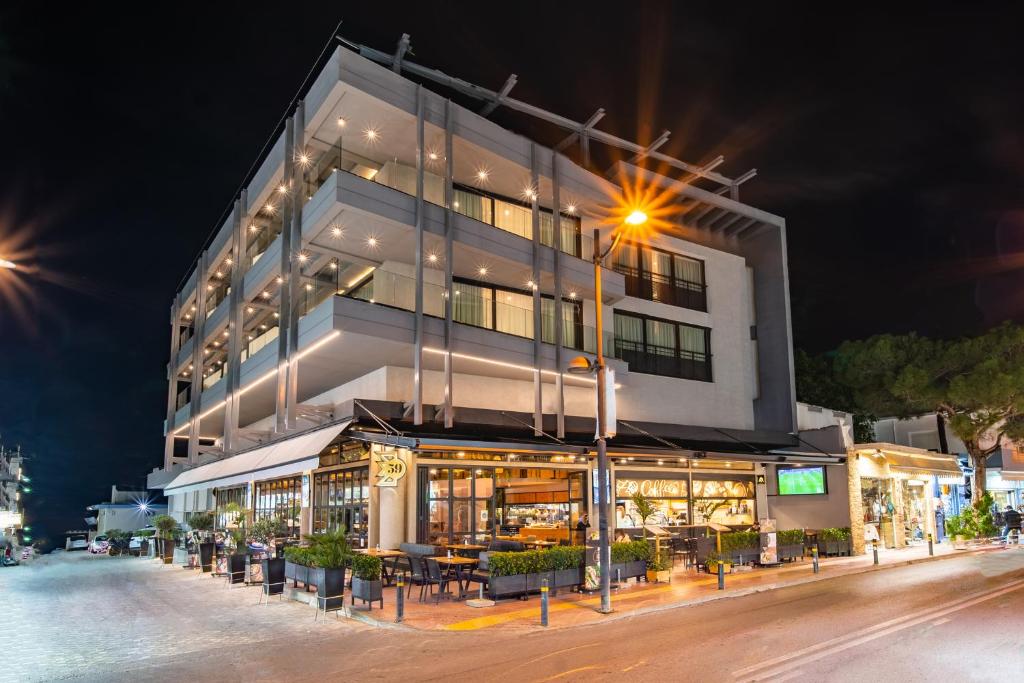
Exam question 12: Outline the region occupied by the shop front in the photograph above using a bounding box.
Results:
[847,443,962,553]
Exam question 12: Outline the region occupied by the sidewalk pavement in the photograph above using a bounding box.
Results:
[342,540,1015,632]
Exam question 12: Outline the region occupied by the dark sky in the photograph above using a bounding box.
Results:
[2,3,1022,547]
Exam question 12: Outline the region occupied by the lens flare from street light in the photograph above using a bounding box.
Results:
[0,258,15,269]
[625,210,648,225]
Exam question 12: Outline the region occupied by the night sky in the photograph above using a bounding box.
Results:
[2,4,1022,548]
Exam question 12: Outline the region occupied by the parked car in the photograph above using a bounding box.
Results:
[88,536,110,554]
[67,535,89,551]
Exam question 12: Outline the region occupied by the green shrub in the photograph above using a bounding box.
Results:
[152,514,179,538]
[488,546,587,577]
[971,493,999,537]
[819,527,852,542]
[284,546,316,566]
[250,516,287,544]
[304,529,350,569]
[188,512,215,531]
[350,554,383,581]
[611,540,651,564]
[548,545,585,571]
[778,529,805,545]
[720,531,760,553]
[945,512,972,539]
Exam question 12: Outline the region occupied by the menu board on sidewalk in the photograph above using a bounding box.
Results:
[759,518,778,564]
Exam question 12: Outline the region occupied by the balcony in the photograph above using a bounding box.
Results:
[612,339,712,382]
[615,265,708,312]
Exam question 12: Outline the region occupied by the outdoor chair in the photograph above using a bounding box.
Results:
[405,556,432,602]
[423,558,450,604]
[468,552,490,592]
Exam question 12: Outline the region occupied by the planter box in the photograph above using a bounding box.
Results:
[609,560,646,582]
[488,574,529,599]
[727,546,760,565]
[706,560,733,575]
[646,569,671,583]
[261,558,285,595]
[226,554,246,584]
[553,568,582,592]
[351,577,383,609]
[199,542,215,573]
[285,561,312,588]
[778,544,804,561]
[488,567,584,600]
[159,539,174,564]
[822,538,851,557]
[317,567,346,610]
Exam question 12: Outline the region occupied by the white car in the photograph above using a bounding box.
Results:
[67,535,89,551]
[88,536,110,554]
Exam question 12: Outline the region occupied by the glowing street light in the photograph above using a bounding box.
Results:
[0,258,16,269]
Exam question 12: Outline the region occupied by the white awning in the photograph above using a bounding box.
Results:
[163,421,350,495]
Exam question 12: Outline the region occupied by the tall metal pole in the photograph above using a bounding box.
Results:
[593,227,611,614]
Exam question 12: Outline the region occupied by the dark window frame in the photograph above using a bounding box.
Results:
[613,242,708,312]
[613,310,713,382]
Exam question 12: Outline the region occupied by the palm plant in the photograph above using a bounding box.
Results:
[304,528,351,569]
[631,492,658,540]
[693,499,728,537]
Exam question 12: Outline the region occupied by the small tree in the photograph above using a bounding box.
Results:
[630,492,658,540]
[152,514,179,539]
[693,499,728,536]
[835,324,1024,500]
[188,512,215,533]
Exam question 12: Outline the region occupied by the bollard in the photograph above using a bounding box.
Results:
[928,533,934,556]
[717,561,725,590]
[812,546,820,574]
[872,542,879,566]
[540,579,549,627]
[395,572,405,623]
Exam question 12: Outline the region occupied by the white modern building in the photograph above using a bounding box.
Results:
[147,35,841,548]
[85,486,167,537]
[0,443,25,541]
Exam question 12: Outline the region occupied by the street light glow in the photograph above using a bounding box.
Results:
[0,258,16,269]
[625,210,648,225]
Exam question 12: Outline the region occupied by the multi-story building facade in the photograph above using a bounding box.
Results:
[148,36,841,548]
[0,443,25,540]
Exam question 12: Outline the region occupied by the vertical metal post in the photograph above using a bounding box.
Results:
[717,561,725,590]
[188,250,210,464]
[872,542,878,565]
[285,102,305,432]
[222,199,244,453]
[814,545,821,572]
[928,533,934,556]
[594,227,611,615]
[396,572,405,623]
[164,296,182,468]
[442,100,455,429]
[530,144,542,435]
[540,579,549,626]
[274,118,295,435]
[551,151,565,439]
[413,86,425,425]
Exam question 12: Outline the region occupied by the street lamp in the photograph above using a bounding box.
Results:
[568,212,648,614]
[0,258,16,270]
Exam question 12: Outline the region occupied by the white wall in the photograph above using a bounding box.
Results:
[765,463,851,530]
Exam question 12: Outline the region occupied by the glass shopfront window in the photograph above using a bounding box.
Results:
[253,476,302,537]
[615,477,690,527]
[214,485,247,530]
[312,466,369,547]
[419,464,586,545]
[691,478,756,527]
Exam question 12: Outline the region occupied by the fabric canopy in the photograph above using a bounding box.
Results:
[163,421,349,495]
[853,443,962,477]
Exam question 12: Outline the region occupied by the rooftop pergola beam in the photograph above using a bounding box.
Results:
[347,37,741,188]
[392,33,411,74]
[724,216,759,239]
[555,108,606,151]
[479,73,518,117]
[629,130,671,163]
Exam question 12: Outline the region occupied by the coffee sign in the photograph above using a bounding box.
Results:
[616,478,688,498]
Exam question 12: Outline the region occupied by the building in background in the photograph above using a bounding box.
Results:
[0,442,26,544]
[146,35,841,547]
[85,486,167,537]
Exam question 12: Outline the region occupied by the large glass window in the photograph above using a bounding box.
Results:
[253,476,302,537]
[613,311,712,381]
[214,486,247,530]
[691,478,756,526]
[312,466,369,547]
[453,278,582,346]
[613,243,707,312]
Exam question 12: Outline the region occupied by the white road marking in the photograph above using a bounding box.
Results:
[733,577,1024,681]
[931,617,952,626]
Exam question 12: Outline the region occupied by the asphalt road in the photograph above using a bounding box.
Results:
[7,549,1024,682]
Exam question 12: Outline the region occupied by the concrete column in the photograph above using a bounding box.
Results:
[530,143,542,435]
[374,447,410,550]
[222,198,245,453]
[285,102,304,432]
[274,118,295,434]
[551,151,565,438]
[164,296,182,468]
[442,100,455,429]
[755,463,769,521]
[187,251,210,464]
[847,452,865,555]
[412,86,425,425]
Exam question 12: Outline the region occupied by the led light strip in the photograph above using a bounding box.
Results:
[423,346,597,385]
[172,331,342,434]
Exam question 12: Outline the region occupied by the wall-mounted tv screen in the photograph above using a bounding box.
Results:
[777,466,827,495]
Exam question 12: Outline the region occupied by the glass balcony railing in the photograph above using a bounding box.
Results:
[346,269,611,353]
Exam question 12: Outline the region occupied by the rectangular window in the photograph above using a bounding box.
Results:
[613,243,707,312]
[312,466,369,547]
[253,476,302,537]
[612,311,712,382]
[452,278,582,348]
[453,184,584,257]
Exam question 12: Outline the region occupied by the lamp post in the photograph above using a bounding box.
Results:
[569,209,647,615]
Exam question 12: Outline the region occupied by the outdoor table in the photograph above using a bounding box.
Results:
[354,548,406,586]
[446,544,486,557]
[524,540,557,548]
[430,556,478,599]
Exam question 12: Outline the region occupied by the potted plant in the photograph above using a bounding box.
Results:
[721,531,760,565]
[645,546,672,583]
[820,527,852,556]
[350,553,384,610]
[189,512,216,572]
[777,529,805,561]
[945,512,972,549]
[251,516,287,590]
[152,514,179,564]
[306,529,350,610]
[222,502,248,583]
[693,499,728,535]
[610,540,650,582]
[284,546,314,589]
[705,551,732,575]
[549,545,584,594]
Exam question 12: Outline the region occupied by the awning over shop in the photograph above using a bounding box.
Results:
[851,442,962,480]
[999,448,1024,481]
[163,421,350,496]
